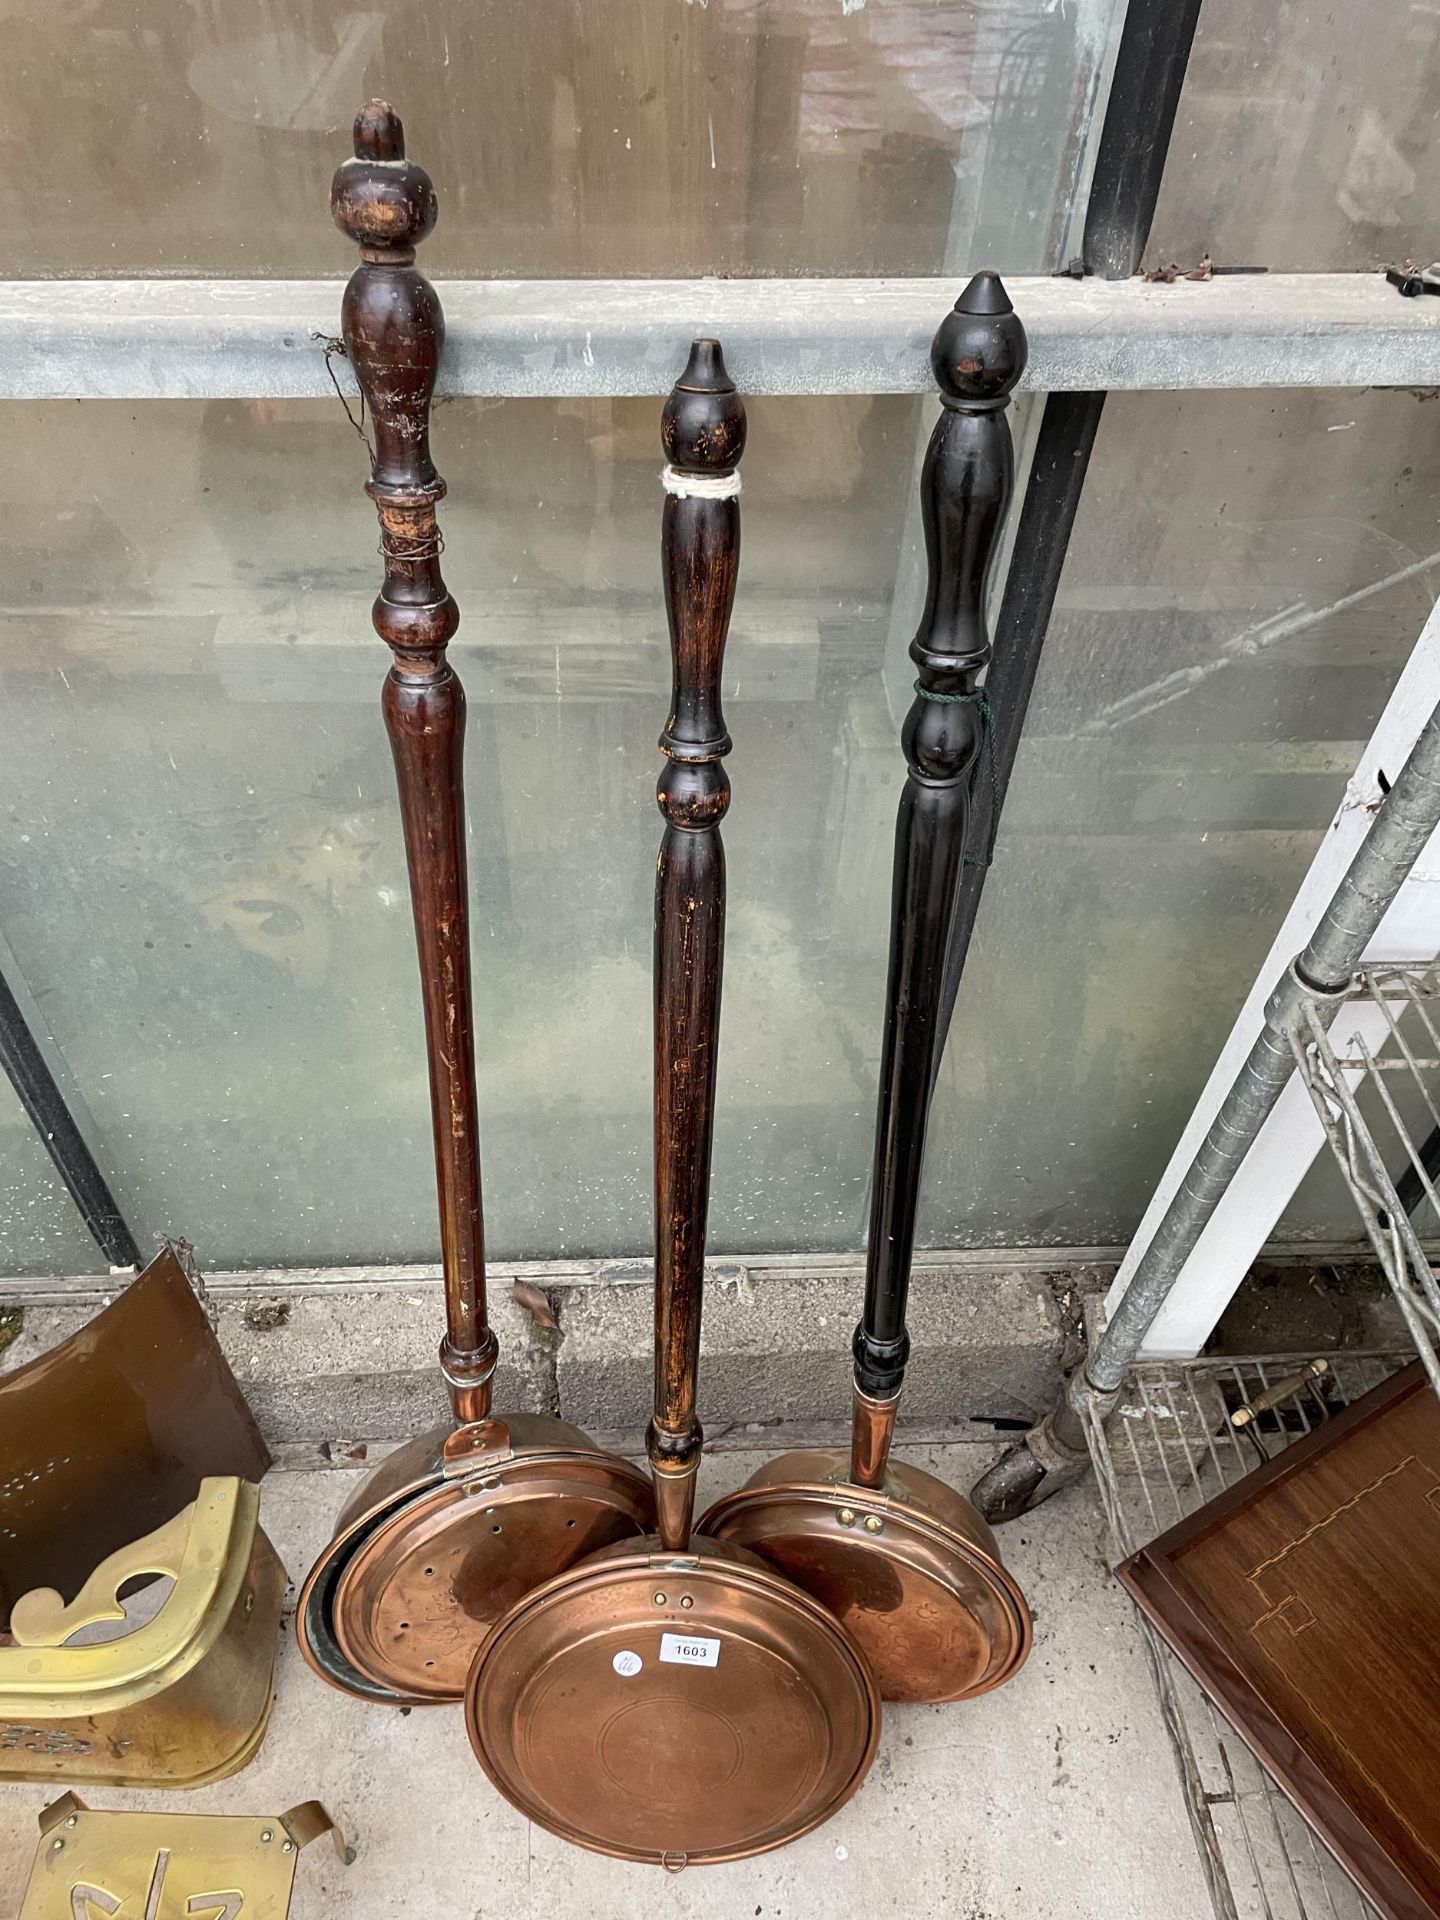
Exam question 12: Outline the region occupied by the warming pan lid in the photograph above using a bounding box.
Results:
[700,1459,1032,1704]
[465,1540,880,1866]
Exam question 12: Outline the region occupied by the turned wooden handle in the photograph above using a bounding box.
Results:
[332,103,495,1417]
[851,274,1026,1485]
[648,340,746,1550]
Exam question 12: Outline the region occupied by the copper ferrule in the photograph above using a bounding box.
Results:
[651,1455,701,1553]
[439,1334,497,1425]
[849,1386,900,1491]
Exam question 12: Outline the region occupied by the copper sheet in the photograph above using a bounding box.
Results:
[0,1248,270,1631]
[699,1450,1030,1703]
[465,1536,880,1865]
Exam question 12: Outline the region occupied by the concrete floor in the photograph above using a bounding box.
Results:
[1,1446,1211,1920]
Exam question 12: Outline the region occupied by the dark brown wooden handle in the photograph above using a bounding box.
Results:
[332,102,496,1420]
[648,340,746,1549]
[851,274,1025,1487]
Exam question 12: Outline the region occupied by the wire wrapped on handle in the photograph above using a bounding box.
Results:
[331,101,496,1421]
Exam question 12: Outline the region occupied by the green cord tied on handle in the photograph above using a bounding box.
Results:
[911,680,999,868]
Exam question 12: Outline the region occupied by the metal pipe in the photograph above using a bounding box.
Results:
[0,965,141,1270]
[972,703,1440,1520]
[929,0,1205,1089]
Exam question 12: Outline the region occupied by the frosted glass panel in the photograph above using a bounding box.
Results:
[0,391,926,1265]
[0,384,1432,1268]
[924,384,1440,1248]
[1149,0,1440,270]
[0,0,1119,279]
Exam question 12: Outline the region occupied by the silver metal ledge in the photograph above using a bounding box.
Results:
[0,273,1435,400]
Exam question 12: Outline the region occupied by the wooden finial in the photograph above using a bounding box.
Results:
[930,270,1028,409]
[661,338,747,475]
[331,101,437,261]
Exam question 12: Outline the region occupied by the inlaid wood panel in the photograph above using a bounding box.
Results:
[1120,1361,1440,1920]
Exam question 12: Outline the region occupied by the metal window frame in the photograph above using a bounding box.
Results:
[4,0,1439,1274]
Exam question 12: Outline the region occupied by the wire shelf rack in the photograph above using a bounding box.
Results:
[1290,959,1440,1400]
[1085,1351,1406,1920]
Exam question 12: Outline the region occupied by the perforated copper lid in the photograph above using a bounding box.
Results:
[299,1418,653,1704]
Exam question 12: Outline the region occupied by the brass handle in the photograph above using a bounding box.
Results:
[1230,1358,1330,1430]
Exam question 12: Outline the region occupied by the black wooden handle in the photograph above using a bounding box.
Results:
[648,340,746,1549]
[333,103,495,1418]
[851,275,1026,1476]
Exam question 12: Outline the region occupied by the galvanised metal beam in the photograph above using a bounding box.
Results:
[0,273,1434,401]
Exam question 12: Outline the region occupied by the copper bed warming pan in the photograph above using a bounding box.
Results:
[0,1478,285,1787]
[699,276,1032,1704]
[295,103,652,1709]
[0,1242,271,1633]
[464,343,881,1866]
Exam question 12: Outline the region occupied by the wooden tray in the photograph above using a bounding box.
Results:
[1118,1360,1440,1920]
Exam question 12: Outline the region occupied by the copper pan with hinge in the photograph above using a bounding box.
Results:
[464,342,880,1863]
[698,276,1033,1705]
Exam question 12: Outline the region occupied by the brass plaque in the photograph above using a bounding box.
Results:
[18,1795,352,1918]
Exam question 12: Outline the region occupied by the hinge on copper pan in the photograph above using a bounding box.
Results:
[441,1419,516,1477]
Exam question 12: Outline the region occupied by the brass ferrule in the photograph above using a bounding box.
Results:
[651,1455,702,1553]
[849,1386,900,1491]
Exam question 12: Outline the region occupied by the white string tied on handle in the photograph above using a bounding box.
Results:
[660,465,742,501]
